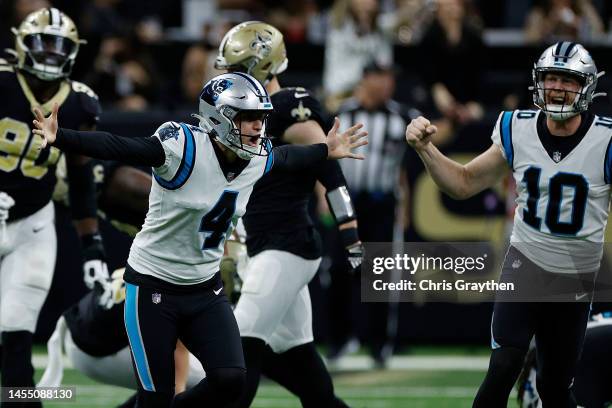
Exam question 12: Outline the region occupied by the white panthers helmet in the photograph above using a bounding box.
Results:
[532,41,606,121]
[195,72,273,160]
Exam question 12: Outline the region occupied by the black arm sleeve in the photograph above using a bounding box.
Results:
[67,160,97,219]
[56,128,166,167]
[315,160,347,190]
[271,143,328,172]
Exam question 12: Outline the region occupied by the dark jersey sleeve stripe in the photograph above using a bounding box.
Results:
[604,136,612,184]
[154,123,196,190]
[500,111,514,168]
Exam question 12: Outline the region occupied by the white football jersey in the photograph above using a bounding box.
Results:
[492,110,612,273]
[128,122,273,285]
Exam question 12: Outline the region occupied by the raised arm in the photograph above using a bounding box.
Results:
[406,116,509,200]
[32,104,165,167]
[271,117,368,172]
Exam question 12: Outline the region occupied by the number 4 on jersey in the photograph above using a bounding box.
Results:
[199,190,238,250]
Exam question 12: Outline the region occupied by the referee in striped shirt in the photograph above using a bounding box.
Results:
[327,61,420,366]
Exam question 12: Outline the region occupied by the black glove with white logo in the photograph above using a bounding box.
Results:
[81,233,109,289]
[340,227,363,272]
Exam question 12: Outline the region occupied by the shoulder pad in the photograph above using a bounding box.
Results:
[71,81,99,100]
[0,59,14,73]
[156,121,182,142]
[72,81,102,123]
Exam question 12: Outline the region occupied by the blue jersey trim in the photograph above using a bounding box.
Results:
[500,111,514,168]
[263,139,274,175]
[124,283,155,392]
[154,123,196,190]
[604,137,612,184]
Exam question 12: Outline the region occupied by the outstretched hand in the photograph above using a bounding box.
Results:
[32,103,59,149]
[325,117,368,160]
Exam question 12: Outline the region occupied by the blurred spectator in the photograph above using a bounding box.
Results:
[266,1,320,43]
[420,0,485,127]
[0,0,51,53]
[85,33,160,111]
[326,62,419,367]
[380,0,436,45]
[322,0,394,111]
[80,0,126,40]
[524,0,604,43]
[162,44,212,111]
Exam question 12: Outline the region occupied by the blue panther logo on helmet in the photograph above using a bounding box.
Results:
[201,79,233,105]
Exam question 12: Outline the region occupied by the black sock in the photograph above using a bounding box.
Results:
[172,367,245,408]
[473,347,527,408]
[116,392,138,408]
[263,342,349,408]
[1,331,41,408]
[215,337,265,408]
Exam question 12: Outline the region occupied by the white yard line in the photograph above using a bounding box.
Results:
[33,354,489,371]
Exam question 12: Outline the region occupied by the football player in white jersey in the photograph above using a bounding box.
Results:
[215,21,358,408]
[32,72,367,408]
[406,41,608,407]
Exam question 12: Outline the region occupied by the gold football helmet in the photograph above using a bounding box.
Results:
[11,8,84,81]
[215,21,288,84]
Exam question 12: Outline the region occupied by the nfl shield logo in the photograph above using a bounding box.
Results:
[553,151,562,163]
[152,293,161,304]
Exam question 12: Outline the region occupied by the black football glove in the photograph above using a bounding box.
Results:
[340,227,362,272]
[81,233,109,290]
[346,243,363,271]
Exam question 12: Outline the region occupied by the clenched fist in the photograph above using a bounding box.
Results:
[405,116,437,151]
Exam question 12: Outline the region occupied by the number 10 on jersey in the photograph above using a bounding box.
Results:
[522,166,588,236]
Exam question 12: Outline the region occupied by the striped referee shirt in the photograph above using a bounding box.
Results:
[337,98,420,193]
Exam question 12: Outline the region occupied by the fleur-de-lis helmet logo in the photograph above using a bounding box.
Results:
[249,32,272,58]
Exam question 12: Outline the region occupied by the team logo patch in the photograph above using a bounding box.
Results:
[152,293,162,304]
[158,123,180,142]
[512,259,522,269]
[291,101,312,122]
[250,32,272,58]
[553,151,562,163]
[202,79,233,105]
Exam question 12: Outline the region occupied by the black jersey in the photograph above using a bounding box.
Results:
[94,160,148,237]
[243,87,331,258]
[63,281,127,357]
[0,61,100,221]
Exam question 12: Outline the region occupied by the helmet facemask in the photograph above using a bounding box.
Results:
[11,8,84,82]
[530,42,606,121]
[18,33,78,80]
[532,69,593,121]
[195,73,274,160]
[222,108,271,160]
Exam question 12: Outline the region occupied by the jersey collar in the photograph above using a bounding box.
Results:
[16,72,70,115]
